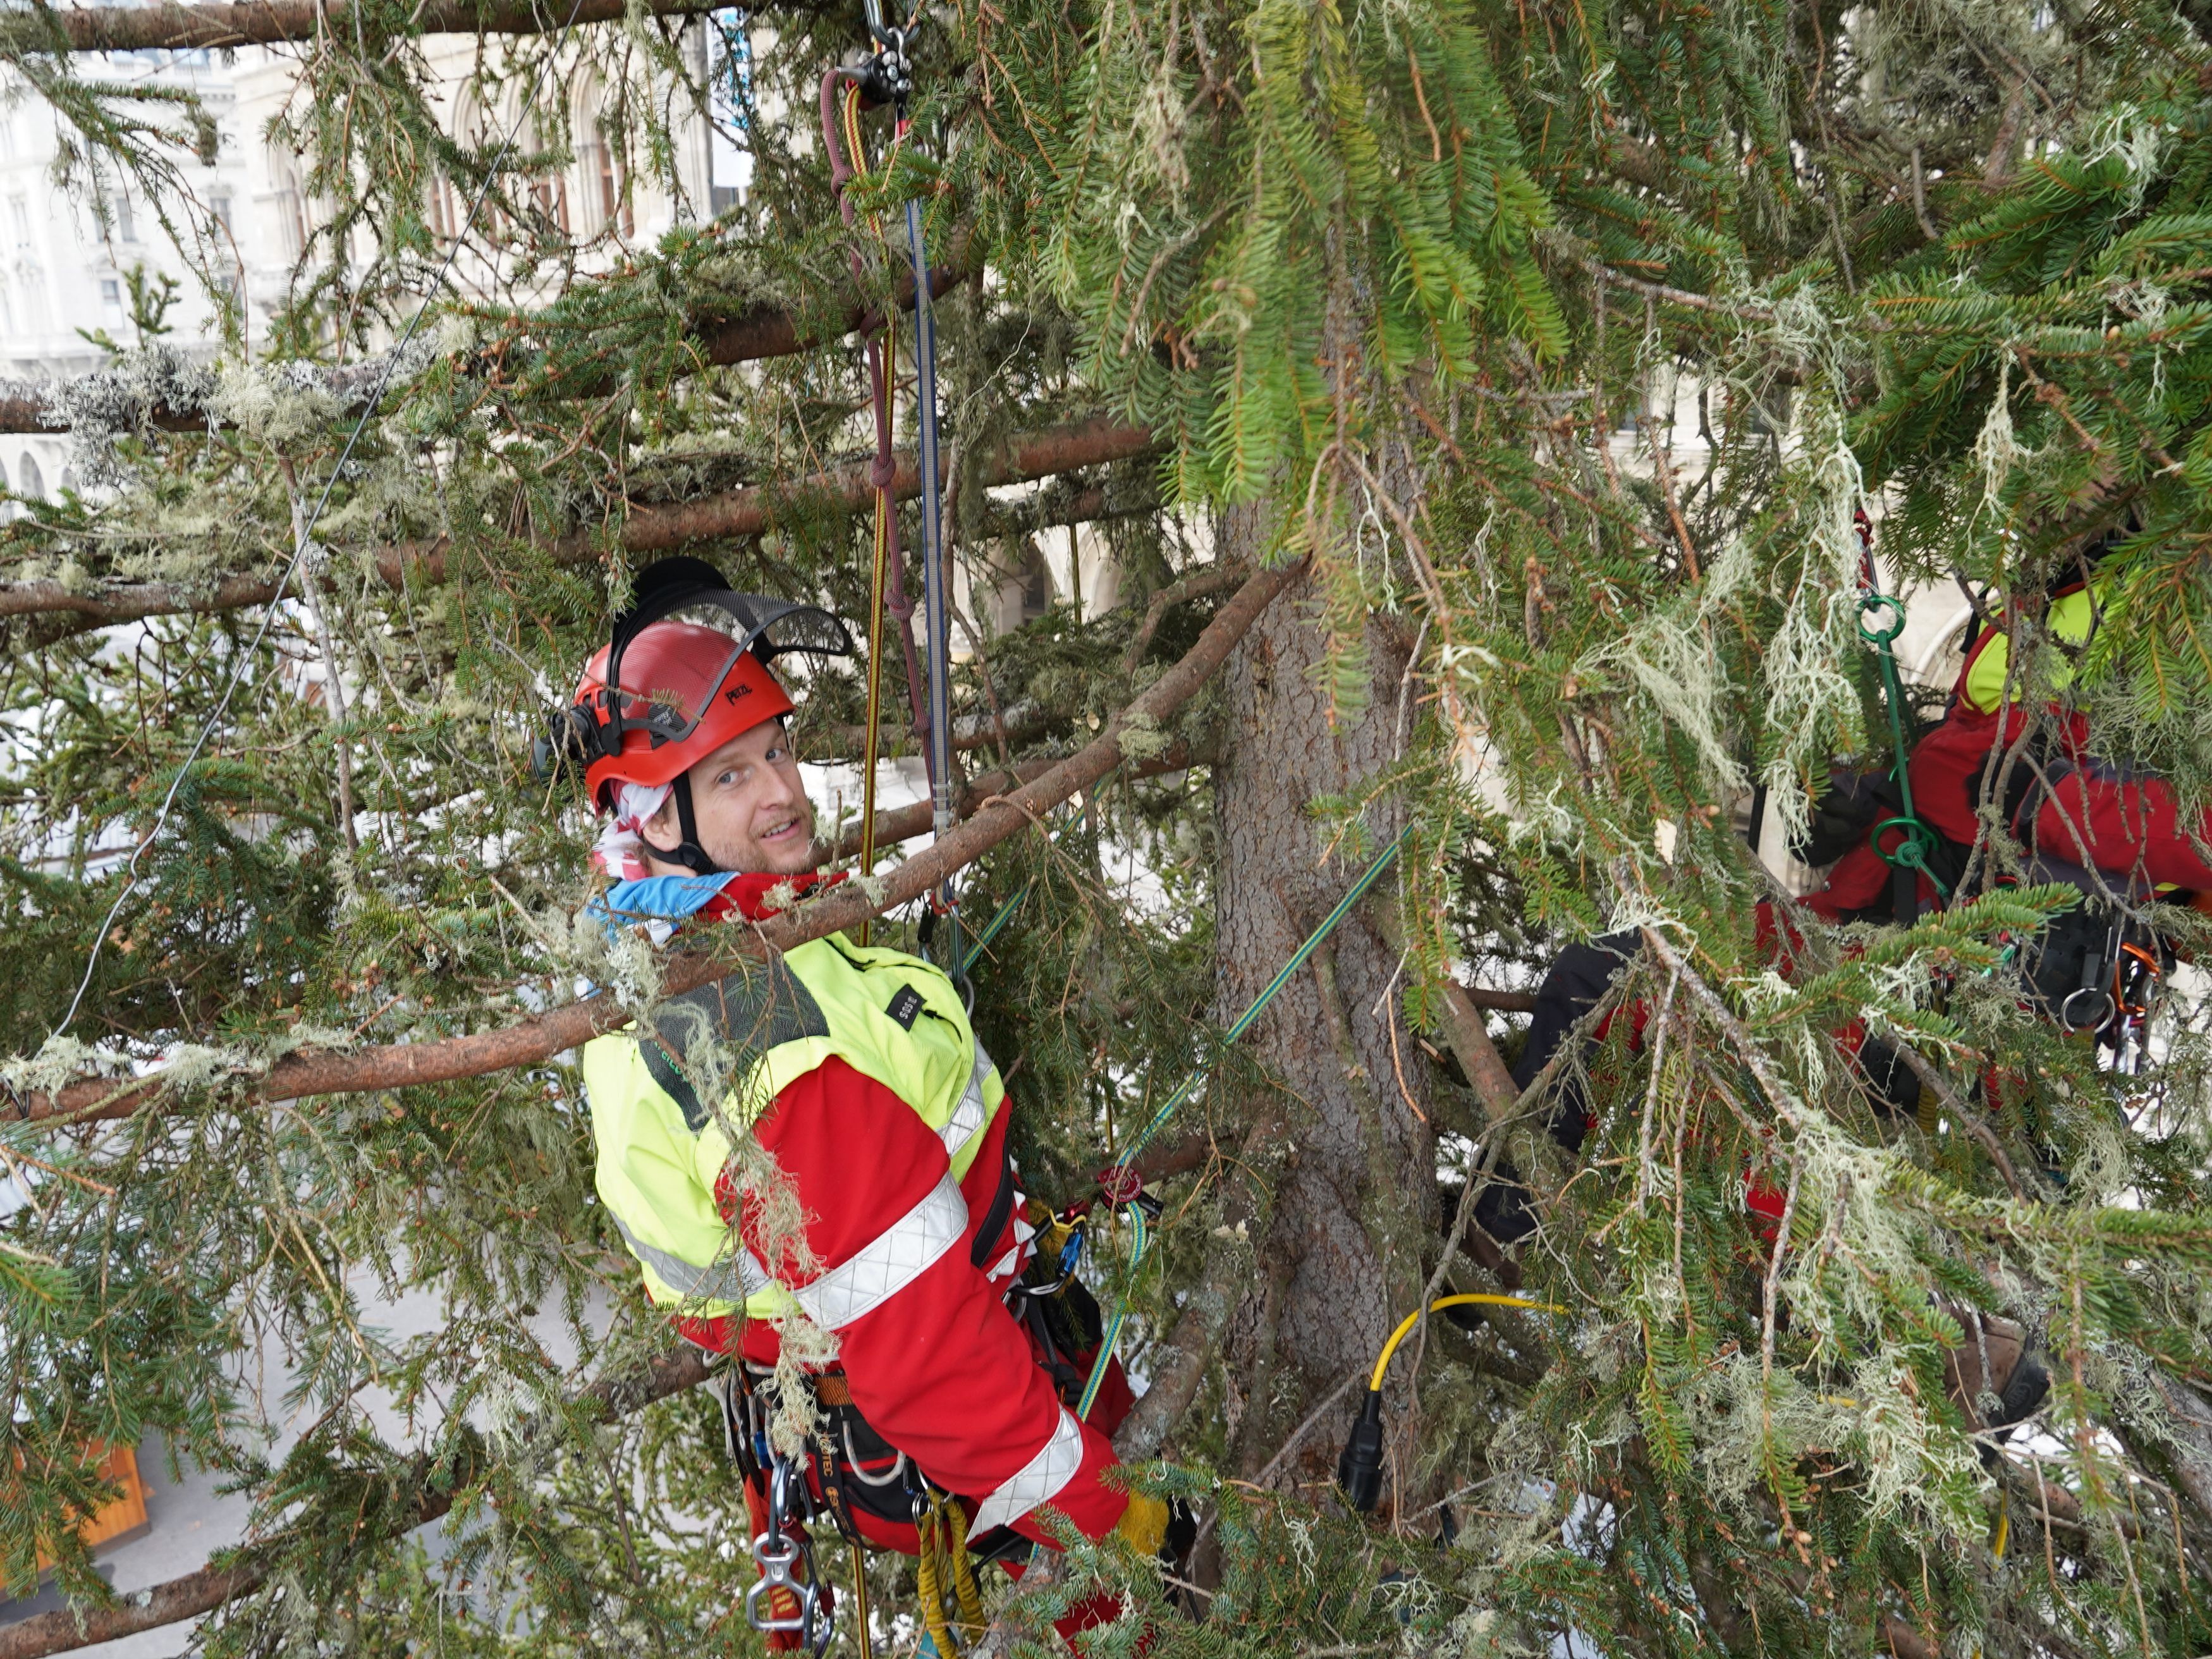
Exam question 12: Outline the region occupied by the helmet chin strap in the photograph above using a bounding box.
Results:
[649,774,724,877]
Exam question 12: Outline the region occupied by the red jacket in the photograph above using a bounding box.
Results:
[1908,597,2212,891]
[666,874,1131,1550]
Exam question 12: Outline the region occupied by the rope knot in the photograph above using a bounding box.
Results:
[869,455,897,490]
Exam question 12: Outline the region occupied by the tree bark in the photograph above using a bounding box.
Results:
[1204,527,1434,1481]
[20,0,720,53]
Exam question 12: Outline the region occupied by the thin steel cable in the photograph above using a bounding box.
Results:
[52,0,596,1039]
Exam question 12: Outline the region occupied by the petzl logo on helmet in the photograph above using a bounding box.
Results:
[724,682,754,706]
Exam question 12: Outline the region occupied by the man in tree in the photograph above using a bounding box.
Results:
[559,559,1165,1641]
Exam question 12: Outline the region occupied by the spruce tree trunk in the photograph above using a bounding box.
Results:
[1206,510,1435,1482]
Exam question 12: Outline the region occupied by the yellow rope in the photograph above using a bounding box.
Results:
[939,1491,985,1634]
[1369,1294,1568,1392]
[849,77,891,946]
[914,1500,958,1656]
[848,1541,874,1659]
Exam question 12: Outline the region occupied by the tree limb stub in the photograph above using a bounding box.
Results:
[0,1349,712,1659]
[13,562,1294,1124]
[0,417,1158,637]
[26,0,719,56]
[0,228,975,436]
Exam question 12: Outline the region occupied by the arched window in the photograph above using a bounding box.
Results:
[432,90,489,242]
[1019,546,1053,623]
[269,149,308,260]
[20,453,46,501]
[529,107,570,237]
[573,78,631,240]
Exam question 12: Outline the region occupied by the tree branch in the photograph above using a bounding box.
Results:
[0,1347,711,1659]
[12,563,1295,1125]
[0,227,977,435]
[0,417,1159,639]
[1120,562,1249,671]
[20,0,719,51]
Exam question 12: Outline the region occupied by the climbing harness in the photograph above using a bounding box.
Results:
[824,4,962,971]
[1854,511,1949,919]
[1338,1292,1568,1513]
[1075,826,1415,1418]
[726,1351,1037,1651]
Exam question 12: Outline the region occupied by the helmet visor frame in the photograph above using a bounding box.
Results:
[598,575,854,759]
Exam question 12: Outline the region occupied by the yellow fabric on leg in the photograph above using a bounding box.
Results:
[1112,1491,1170,1557]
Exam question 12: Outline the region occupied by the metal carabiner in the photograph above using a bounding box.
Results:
[747,1457,834,1653]
[2060,983,2115,1034]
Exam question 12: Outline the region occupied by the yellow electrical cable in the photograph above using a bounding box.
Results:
[1369,1294,1570,1392]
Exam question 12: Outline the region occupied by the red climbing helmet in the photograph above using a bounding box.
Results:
[547,556,855,813]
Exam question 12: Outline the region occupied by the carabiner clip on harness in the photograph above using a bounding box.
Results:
[747,1454,835,1655]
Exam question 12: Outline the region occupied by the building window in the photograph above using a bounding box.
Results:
[583,125,630,238]
[209,192,234,235]
[1020,548,1053,622]
[20,454,46,501]
[100,277,122,319]
[425,173,456,242]
[9,196,28,248]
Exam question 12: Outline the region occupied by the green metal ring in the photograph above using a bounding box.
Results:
[1857,592,1907,645]
[1873,814,1952,898]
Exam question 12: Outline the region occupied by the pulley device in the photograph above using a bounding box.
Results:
[748,1455,836,1655]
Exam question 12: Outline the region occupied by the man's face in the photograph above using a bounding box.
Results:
[641,718,817,876]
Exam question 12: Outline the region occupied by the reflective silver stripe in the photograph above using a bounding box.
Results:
[967,1406,1086,1539]
[790,1174,967,1330]
[611,1211,771,1304]
[938,1039,993,1157]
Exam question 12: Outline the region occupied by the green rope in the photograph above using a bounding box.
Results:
[956,880,1029,977]
[1075,825,1413,1417]
[1857,584,1950,902]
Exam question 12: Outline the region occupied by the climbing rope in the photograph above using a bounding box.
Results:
[914,1488,985,1653]
[1854,512,1949,911]
[1075,826,1415,1417]
[824,7,960,970]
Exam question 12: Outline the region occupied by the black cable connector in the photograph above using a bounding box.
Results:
[1336,1389,1387,1514]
